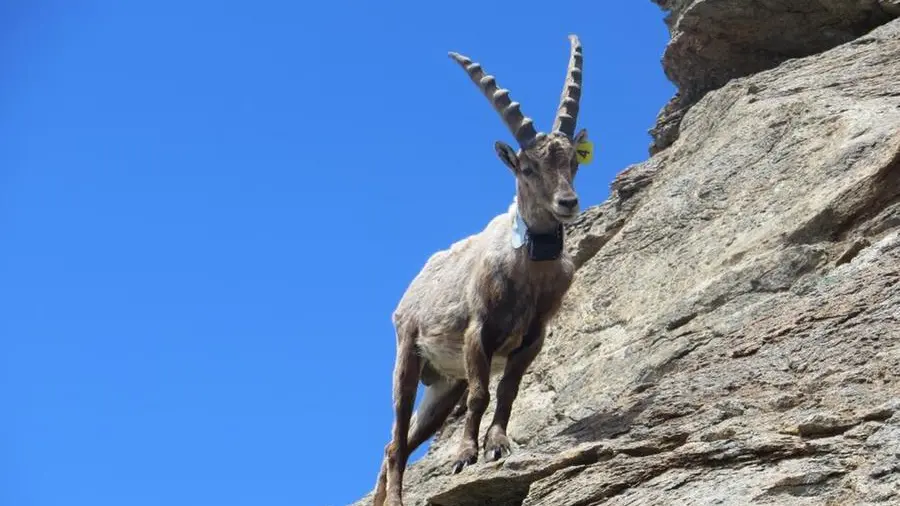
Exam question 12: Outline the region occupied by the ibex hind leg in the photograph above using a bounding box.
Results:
[374,376,466,504]
[410,378,467,450]
[375,330,420,506]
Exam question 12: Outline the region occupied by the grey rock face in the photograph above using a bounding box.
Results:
[353,15,900,506]
[649,0,898,153]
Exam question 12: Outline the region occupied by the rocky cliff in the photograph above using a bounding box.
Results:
[354,3,900,505]
[649,0,900,153]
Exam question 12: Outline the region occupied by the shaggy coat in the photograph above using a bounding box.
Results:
[373,35,587,506]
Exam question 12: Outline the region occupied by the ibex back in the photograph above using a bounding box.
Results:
[373,35,589,506]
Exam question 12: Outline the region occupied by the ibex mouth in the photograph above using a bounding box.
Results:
[553,209,579,222]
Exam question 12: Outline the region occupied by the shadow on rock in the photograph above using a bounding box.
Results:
[556,394,655,443]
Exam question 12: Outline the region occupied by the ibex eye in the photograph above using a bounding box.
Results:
[521,166,534,177]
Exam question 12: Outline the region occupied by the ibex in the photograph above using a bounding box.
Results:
[373,35,588,506]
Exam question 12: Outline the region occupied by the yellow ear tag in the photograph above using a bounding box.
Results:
[575,140,594,165]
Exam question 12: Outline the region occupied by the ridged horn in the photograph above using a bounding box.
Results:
[448,51,538,146]
[552,35,583,137]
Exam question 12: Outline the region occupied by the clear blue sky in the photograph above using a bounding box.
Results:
[1,2,674,505]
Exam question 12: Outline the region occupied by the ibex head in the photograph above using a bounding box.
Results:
[450,35,588,223]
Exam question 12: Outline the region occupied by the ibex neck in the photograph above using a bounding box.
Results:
[510,198,564,262]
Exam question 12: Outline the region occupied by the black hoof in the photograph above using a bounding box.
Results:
[484,431,512,462]
[451,454,477,474]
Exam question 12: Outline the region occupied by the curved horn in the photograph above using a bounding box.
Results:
[448,52,538,146]
[552,35,583,137]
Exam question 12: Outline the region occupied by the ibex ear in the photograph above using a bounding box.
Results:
[573,128,588,144]
[494,141,519,173]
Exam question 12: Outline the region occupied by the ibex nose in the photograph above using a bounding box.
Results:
[557,196,579,210]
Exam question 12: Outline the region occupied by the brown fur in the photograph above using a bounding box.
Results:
[373,35,587,506]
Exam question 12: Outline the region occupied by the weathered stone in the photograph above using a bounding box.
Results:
[648,0,899,152]
[881,0,900,16]
[353,13,900,506]
[795,413,855,438]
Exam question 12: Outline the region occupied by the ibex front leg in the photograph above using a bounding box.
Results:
[451,320,492,474]
[485,327,544,461]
